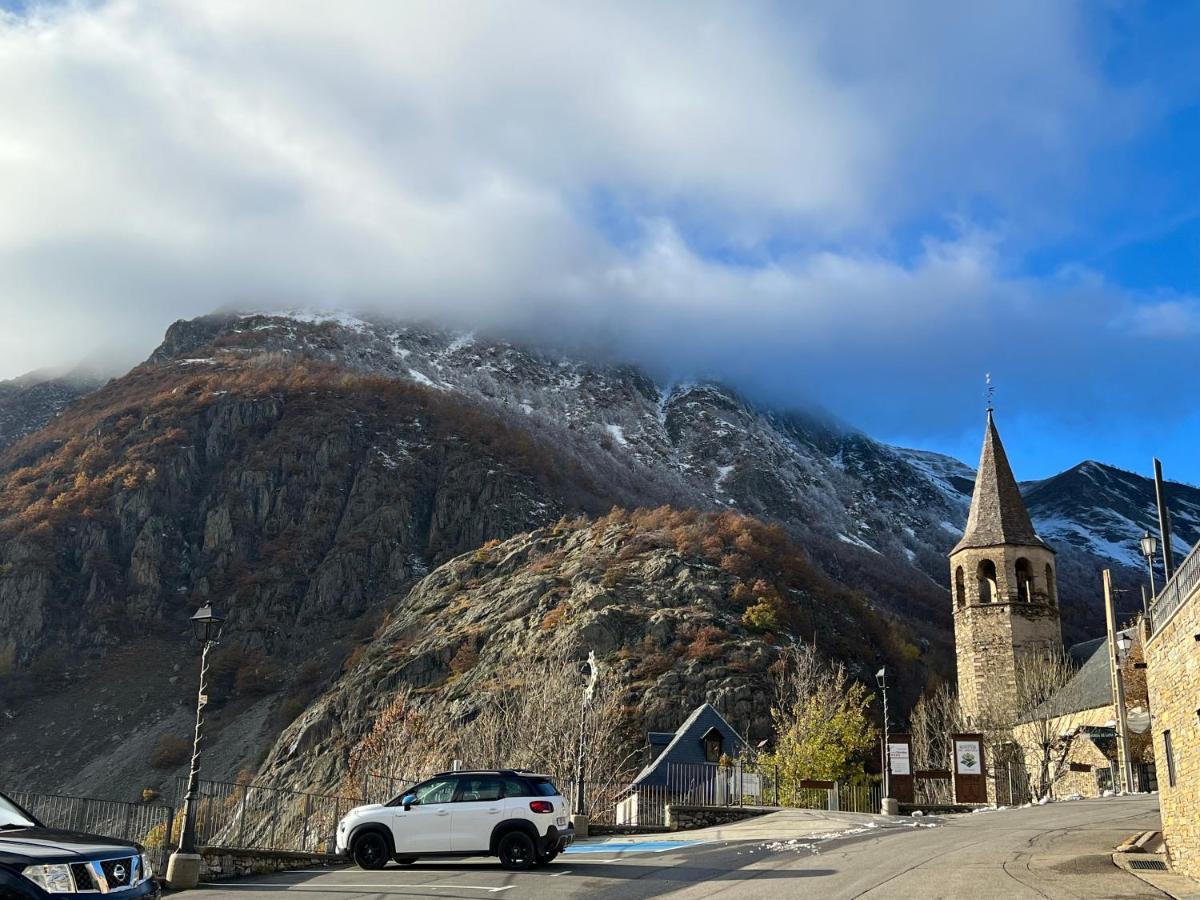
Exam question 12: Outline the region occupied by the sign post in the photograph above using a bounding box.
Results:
[887,733,914,804]
[952,733,987,804]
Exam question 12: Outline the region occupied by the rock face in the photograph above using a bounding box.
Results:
[253,509,918,797]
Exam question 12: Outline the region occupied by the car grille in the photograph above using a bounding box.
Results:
[101,857,136,889]
[71,863,98,892]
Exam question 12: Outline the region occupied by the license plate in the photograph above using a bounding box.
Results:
[556,816,567,826]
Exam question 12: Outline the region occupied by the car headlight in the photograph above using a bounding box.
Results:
[140,853,154,881]
[21,863,76,893]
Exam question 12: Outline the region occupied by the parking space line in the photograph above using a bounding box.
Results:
[547,869,572,876]
[200,884,513,892]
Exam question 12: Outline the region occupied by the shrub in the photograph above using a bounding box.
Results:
[685,625,727,661]
[742,599,783,633]
[450,641,480,675]
[149,734,190,770]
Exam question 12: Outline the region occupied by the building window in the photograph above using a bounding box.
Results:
[955,566,966,608]
[1045,563,1056,605]
[702,728,723,764]
[1164,730,1176,788]
[977,559,997,603]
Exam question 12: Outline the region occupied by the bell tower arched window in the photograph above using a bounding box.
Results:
[955,566,966,608]
[977,559,997,603]
[1015,558,1032,602]
[1045,563,1056,606]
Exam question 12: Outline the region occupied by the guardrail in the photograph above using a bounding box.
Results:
[7,790,174,874]
[1150,539,1200,636]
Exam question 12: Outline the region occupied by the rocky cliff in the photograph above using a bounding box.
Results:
[253,508,922,796]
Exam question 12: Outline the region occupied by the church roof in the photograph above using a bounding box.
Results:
[951,410,1052,554]
[1025,629,1135,721]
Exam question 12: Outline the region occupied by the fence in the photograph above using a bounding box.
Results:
[1149,537,1200,635]
[173,778,366,854]
[8,790,174,874]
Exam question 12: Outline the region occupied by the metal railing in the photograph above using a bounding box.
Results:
[661,762,882,815]
[1150,539,1200,635]
[174,778,365,854]
[7,790,174,874]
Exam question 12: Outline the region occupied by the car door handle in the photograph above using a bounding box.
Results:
[488,807,501,814]
[436,810,450,816]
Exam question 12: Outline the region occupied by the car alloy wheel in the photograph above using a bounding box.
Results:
[353,832,389,870]
[498,831,536,870]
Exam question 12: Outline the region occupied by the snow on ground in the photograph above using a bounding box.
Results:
[408,369,444,390]
[714,464,735,491]
[838,532,881,554]
[605,424,628,446]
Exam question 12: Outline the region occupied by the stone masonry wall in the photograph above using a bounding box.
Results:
[1145,583,1200,880]
[664,805,769,830]
[199,847,342,880]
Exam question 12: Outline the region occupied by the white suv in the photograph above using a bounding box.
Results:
[336,771,574,870]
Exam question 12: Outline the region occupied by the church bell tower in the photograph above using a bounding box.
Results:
[950,408,1062,729]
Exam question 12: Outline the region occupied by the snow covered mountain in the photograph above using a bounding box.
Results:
[157,310,1198,640]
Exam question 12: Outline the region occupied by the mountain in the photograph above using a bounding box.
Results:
[0,309,1194,798]
[0,367,107,454]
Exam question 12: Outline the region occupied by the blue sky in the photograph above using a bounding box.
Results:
[0,1,1198,484]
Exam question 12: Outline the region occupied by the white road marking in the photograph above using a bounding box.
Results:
[547,869,572,877]
[200,883,512,892]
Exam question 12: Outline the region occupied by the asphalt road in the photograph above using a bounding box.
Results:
[184,794,1170,899]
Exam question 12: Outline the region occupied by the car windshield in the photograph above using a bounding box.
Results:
[0,794,38,830]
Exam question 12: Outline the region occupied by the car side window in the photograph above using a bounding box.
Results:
[413,777,458,805]
[455,776,504,802]
[499,777,528,798]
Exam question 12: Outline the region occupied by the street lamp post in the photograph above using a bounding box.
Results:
[571,651,598,838]
[876,667,895,814]
[1140,531,1158,600]
[166,604,226,891]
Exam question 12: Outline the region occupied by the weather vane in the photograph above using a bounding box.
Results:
[985,373,994,413]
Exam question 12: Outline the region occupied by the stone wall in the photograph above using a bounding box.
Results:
[664,805,770,830]
[1145,581,1200,880]
[199,847,343,880]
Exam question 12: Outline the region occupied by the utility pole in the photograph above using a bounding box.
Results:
[1153,458,1175,581]
[1103,570,1135,793]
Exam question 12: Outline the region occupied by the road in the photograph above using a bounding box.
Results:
[185,795,1171,899]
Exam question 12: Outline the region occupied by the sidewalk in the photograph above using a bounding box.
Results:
[576,807,914,847]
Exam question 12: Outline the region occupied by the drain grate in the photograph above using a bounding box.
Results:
[1128,859,1168,871]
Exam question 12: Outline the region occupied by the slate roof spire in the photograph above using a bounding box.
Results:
[952,409,1051,554]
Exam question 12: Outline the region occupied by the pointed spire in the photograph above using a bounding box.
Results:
[952,410,1051,554]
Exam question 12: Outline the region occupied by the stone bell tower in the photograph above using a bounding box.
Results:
[950,408,1062,730]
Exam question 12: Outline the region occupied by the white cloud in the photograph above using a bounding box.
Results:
[0,0,1185,454]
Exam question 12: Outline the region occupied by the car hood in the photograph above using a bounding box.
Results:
[343,803,385,820]
[0,828,140,864]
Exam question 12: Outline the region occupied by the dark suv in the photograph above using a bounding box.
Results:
[0,792,160,898]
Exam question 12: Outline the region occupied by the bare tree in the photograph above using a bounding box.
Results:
[987,647,1079,801]
[909,682,962,803]
[346,644,641,815]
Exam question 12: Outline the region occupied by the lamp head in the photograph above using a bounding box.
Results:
[875,667,887,689]
[190,603,226,644]
[1139,531,1158,561]
[1116,632,1132,655]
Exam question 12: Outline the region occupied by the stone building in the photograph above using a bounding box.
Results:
[950,409,1063,731]
[1144,541,1200,879]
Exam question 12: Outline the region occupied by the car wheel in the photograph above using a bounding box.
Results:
[395,857,419,865]
[534,849,559,866]
[497,831,536,870]
[352,831,390,870]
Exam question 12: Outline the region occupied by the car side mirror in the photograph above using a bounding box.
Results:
[402,794,417,811]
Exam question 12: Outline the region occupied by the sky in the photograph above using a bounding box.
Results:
[1,1,1198,483]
